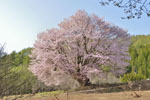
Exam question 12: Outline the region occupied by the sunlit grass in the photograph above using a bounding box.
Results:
[1,91,64,100]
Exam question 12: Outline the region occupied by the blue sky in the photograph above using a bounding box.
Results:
[0,0,150,53]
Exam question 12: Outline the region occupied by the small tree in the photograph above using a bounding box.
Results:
[0,44,6,58]
[30,10,130,86]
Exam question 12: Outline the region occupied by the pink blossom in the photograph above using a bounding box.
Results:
[29,10,130,86]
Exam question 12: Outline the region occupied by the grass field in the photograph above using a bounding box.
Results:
[2,90,150,100]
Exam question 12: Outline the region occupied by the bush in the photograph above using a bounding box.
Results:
[121,72,146,82]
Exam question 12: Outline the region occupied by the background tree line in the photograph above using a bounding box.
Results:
[122,35,150,82]
[0,47,55,98]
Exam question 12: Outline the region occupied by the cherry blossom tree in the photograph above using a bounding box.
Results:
[30,10,130,86]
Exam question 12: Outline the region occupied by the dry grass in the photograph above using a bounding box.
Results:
[8,90,150,100]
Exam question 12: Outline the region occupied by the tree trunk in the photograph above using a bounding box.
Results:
[73,73,90,86]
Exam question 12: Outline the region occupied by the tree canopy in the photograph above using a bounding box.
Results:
[122,35,150,82]
[30,10,130,86]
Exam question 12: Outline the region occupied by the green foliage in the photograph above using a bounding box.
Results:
[121,72,145,82]
[0,48,36,95]
[0,47,64,96]
[12,48,32,66]
[101,66,111,72]
[122,35,150,82]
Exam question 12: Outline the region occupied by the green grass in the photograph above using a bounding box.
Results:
[1,91,64,100]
